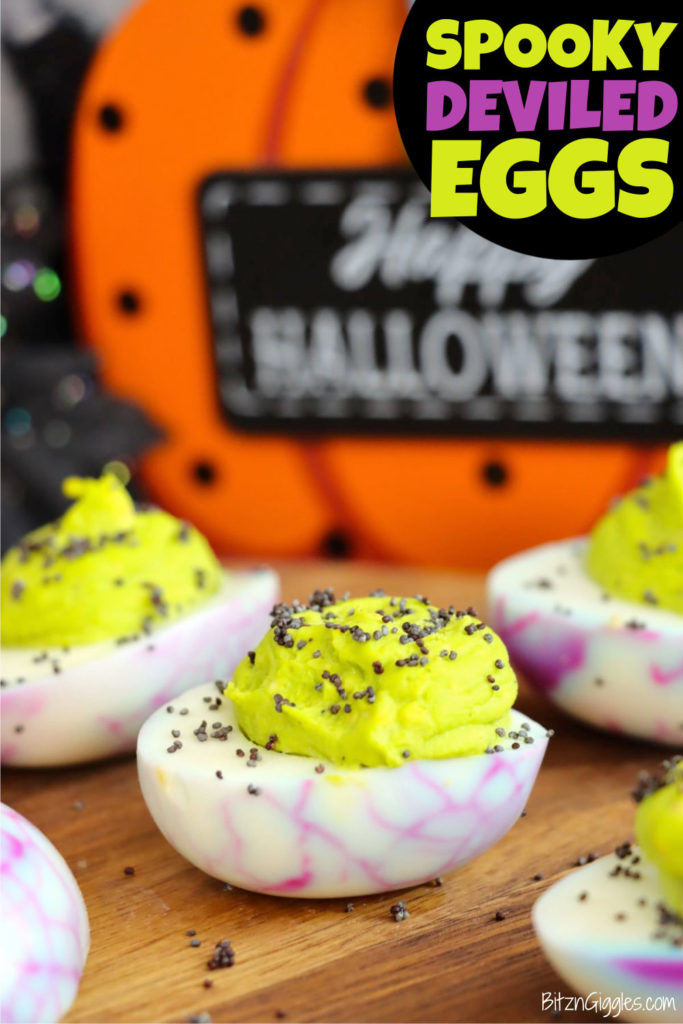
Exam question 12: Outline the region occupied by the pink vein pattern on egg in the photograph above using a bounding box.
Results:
[1,569,279,766]
[487,540,683,746]
[94,602,276,751]
[138,684,548,898]
[612,959,683,985]
[492,602,588,694]
[1,804,89,1024]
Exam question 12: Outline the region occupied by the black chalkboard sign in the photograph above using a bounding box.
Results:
[198,170,682,439]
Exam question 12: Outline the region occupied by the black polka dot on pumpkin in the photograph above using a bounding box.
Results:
[116,291,141,314]
[482,461,509,487]
[236,6,266,36]
[98,104,124,131]
[192,461,218,485]
[363,78,391,109]
[321,529,352,559]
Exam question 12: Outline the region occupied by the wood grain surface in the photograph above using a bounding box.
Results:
[2,561,671,1024]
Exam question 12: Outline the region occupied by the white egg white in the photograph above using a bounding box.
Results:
[533,848,683,1023]
[137,681,549,898]
[0,569,278,766]
[1,803,89,1024]
[487,539,683,745]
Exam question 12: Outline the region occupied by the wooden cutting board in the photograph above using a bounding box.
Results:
[2,561,668,1024]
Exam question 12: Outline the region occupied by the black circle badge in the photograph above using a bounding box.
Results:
[394,6,682,258]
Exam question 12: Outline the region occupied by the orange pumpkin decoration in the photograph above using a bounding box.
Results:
[70,0,665,569]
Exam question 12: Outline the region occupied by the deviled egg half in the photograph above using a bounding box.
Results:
[138,590,550,898]
[533,757,683,1023]
[1,803,89,1024]
[1,474,278,766]
[488,443,683,745]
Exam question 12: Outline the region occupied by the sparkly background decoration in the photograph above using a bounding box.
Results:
[1,176,71,346]
[1,1,161,550]
[2,345,162,549]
